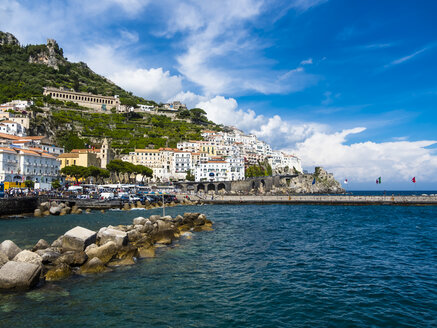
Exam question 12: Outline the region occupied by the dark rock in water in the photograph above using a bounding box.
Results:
[183,213,200,225]
[108,245,138,267]
[194,214,207,226]
[35,249,61,264]
[32,239,49,251]
[151,230,176,245]
[0,261,41,290]
[0,240,22,260]
[62,226,97,252]
[80,257,108,274]
[0,251,8,268]
[55,251,87,267]
[44,263,72,281]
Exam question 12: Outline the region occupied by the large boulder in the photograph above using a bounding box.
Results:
[35,249,61,264]
[34,209,42,217]
[149,215,161,223]
[0,261,41,290]
[108,245,138,267]
[49,206,62,216]
[97,227,127,247]
[133,217,147,225]
[32,239,49,251]
[127,230,142,243]
[62,226,97,252]
[151,230,175,245]
[0,240,22,260]
[55,251,88,267]
[0,251,8,268]
[156,219,172,231]
[44,263,72,281]
[80,257,107,274]
[194,214,207,226]
[137,246,155,258]
[85,241,117,264]
[13,250,43,266]
[51,236,63,248]
[39,202,49,212]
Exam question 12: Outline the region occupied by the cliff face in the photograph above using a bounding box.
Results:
[0,32,19,46]
[274,167,345,194]
[28,39,64,70]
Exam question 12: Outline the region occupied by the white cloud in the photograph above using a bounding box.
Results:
[197,96,437,184]
[385,46,431,68]
[72,44,183,102]
[300,58,313,65]
[111,68,183,102]
[289,128,437,182]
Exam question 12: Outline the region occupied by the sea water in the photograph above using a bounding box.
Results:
[0,204,436,327]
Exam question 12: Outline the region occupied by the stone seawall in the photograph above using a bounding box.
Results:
[0,197,39,216]
[201,195,437,206]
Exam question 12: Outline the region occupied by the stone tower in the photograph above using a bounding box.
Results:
[99,138,112,169]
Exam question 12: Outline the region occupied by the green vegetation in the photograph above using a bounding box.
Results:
[48,109,220,153]
[245,161,273,178]
[51,179,61,189]
[0,36,155,106]
[186,170,195,181]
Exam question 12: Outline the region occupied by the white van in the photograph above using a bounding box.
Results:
[100,192,115,200]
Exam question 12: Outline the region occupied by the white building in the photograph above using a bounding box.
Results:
[194,157,245,182]
[137,104,155,112]
[173,151,192,175]
[0,120,26,136]
[0,146,60,189]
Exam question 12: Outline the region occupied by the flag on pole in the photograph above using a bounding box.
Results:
[344,179,348,184]
[312,178,316,185]
[376,177,381,184]
[412,177,416,183]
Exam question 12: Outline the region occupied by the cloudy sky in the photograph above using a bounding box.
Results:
[1,0,437,189]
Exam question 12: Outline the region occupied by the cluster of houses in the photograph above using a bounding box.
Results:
[0,95,302,188]
[121,127,302,183]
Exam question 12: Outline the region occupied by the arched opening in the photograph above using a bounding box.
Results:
[217,183,226,191]
[207,183,216,192]
[197,184,205,192]
[260,179,265,187]
[251,181,256,189]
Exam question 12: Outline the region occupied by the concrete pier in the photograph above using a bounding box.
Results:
[199,194,437,206]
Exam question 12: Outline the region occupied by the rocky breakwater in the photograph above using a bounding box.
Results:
[0,212,212,290]
[34,201,83,217]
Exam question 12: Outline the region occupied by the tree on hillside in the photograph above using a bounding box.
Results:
[190,108,208,124]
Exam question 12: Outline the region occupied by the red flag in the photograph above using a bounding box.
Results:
[412,177,416,183]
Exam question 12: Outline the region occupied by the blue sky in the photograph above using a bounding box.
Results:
[1,0,437,189]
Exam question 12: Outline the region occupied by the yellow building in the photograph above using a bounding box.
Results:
[58,150,100,169]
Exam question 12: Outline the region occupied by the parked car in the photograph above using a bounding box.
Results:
[100,192,115,200]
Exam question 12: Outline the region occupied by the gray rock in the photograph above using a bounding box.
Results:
[156,219,172,231]
[0,251,8,268]
[49,206,62,216]
[32,239,49,251]
[85,241,117,264]
[194,214,207,226]
[97,227,127,247]
[0,261,41,290]
[55,251,88,267]
[149,215,161,223]
[0,240,22,260]
[62,226,97,252]
[13,250,43,266]
[39,202,49,212]
[127,230,141,242]
[133,217,147,225]
[35,249,61,264]
[51,236,63,248]
[80,257,106,274]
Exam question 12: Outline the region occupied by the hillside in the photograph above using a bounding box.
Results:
[0,31,154,106]
[0,32,222,153]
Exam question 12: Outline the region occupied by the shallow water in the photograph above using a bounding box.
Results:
[0,204,436,327]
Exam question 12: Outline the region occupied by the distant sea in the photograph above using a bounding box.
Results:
[0,204,436,327]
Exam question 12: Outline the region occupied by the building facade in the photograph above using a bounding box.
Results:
[43,87,120,111]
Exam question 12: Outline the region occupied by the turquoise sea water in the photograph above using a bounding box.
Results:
[0,204,436,327]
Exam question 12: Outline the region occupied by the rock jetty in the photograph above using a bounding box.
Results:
[0,212,212,290]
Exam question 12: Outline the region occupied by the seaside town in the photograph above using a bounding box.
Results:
[0,87,302,195]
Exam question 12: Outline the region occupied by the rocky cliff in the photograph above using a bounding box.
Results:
[28,39,64,70]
